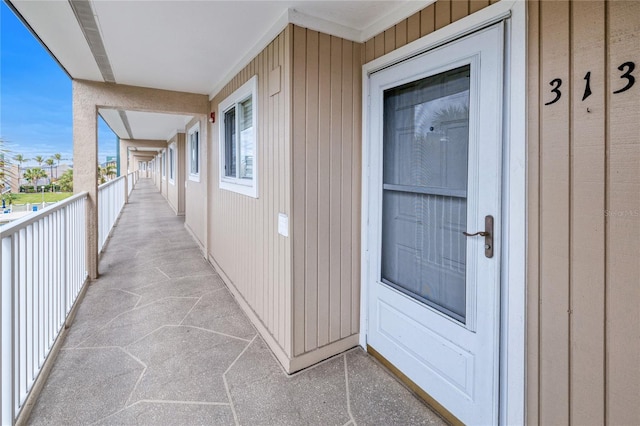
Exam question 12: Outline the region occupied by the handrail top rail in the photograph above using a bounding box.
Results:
[98,175,126,191]
[0,191,89,237]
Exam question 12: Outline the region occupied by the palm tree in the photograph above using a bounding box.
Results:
[14,154,28,182]
[33,155,45,167]
[53,153,63,179]
[45,158,55,184]
[23,167,48,187]
[105,163,117,180]
[98,165,107,184]
[14,154,28,168]
[1,140,14,192]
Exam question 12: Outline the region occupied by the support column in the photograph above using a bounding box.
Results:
[72,81,99,280]
[119,141,129,175]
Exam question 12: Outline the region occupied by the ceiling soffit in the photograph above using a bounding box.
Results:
[10,0,431,97]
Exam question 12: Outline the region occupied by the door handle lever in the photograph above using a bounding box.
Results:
[462,215,494,258]
[463,231,489,237]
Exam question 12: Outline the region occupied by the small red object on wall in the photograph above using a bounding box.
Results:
[209,112,215,123]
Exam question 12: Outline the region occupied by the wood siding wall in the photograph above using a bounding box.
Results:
[527,1,640,424]
[209,27,292,355]
[205,0,495,370]
[291,26,362,356]
[363,0,495,62]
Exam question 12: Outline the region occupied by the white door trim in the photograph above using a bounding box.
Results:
[359,1,526,424]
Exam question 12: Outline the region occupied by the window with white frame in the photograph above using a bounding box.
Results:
[219,76,257,198]
[161,150,166,179]
[188,122,200,182]
[168,144,175,184]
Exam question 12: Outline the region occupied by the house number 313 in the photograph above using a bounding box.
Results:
[544,61,635,106]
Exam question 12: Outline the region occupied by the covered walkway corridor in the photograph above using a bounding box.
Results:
[27,179,444,426]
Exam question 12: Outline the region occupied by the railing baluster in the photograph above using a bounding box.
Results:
[2,234,16,425]
[22,226,28,406]
[36,220,42,370]
[17,230,23,416]
[44,216,49,361]
[38,220,43,370]
[35,221,40,371]
[44,216,50,354]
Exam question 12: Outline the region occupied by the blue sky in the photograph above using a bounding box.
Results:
[1,2,117,167]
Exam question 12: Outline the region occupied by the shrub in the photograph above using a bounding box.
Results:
[19,184,60,193]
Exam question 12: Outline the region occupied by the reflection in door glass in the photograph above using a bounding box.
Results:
[381,65,470,323]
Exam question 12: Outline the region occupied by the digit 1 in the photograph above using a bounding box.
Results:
[582,72,592,101]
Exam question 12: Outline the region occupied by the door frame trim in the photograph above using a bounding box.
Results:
[359,2,526,425]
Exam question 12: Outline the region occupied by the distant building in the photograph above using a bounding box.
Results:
[9,164,20,193]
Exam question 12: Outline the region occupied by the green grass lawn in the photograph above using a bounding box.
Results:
[3,192,73,204]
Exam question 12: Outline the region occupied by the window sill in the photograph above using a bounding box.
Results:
[219,179,257,198]
[188,174,200,183]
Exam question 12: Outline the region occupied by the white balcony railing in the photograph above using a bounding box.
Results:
[97,176,126,254]
[1,192,89,425]
[126,170,140,197]
[127,172,134,197]
[1,172,138,424]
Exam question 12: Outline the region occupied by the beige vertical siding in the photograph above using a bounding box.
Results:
[606,2,640,424]
[209,27,292,357]
[290,26,362,357]
[527,1,640,424]
[363,0,491,62]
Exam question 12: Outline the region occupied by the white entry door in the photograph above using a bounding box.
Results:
[365,24,503,425]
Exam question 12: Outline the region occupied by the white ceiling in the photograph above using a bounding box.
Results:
[126,110,193,140]
[98,108,193,141]
[9,0,102,81]
[98,109,129,138]
[11,0,430,141]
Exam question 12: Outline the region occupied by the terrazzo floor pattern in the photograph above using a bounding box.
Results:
[27,179,445,426]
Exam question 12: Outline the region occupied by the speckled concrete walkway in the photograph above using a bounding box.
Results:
[27,179,445,426]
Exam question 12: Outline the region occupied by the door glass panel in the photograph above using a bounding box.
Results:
[381,65,470,323]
